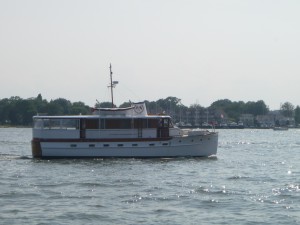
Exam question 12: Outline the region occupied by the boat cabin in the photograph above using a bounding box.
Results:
[33,116,174,139]
[32,103,180,140]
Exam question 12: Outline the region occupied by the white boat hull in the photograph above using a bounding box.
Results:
[33,133,218,158]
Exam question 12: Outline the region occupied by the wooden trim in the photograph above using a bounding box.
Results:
[31,139,42,158]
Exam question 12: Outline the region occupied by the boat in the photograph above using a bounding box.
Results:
[31,65,218,159]
[273,127,288,131]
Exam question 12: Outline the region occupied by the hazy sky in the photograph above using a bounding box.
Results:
[1,0,299,110]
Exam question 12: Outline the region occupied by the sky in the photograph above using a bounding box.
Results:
[1,0,300,110]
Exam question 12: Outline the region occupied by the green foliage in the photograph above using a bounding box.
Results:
[210,99,269,121]
[280,102,294,118]
[119,102,132,108]
[95,101,116,108]
[71,102,90,115]
[294,106,300,125]
[0,94,91,126]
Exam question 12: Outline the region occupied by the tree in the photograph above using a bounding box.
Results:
[210,99,232,109]
[280,102,294,117]
[35,94,48,113]
[7,97,25,125]
[71,102,90,115]
[45,101,64,115]
[19,99,37,125]
[52,98,72,114]
[210,99,243,121]
[294,106,300,125]
[119,102,132,108]
[245,100,269,116]
[95,101,115,108]
[0,98,11,124]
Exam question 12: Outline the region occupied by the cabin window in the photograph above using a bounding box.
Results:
[99,119,105,129]
[106,119,132,129]
[159,118,173,128]
[33,119,43,129]
[85,119,105,129]
[119,119,132,129]
[65,118,173,130]
[147,119,158,128]
[35,118,79,130]
[43,119,61,129]
[50,119,61,129]
[86,119,99,129]
[133,119,148,128]
[163,119,169,127]
[61,119,79,129]
[168,119,174,128]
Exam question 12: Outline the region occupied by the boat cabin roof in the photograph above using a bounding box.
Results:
[33,102,171,120]
[33,114,171,120]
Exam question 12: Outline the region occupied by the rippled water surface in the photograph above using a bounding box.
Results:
[0,128,300,224]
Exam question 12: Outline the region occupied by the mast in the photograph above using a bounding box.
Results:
[108,64,118,108]
[109,64,114,108]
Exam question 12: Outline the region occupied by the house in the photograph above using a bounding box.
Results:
[239,114,255,127]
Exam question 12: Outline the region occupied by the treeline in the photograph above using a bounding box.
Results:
[0,94,300,126]
[135,97,300,125]
[0,94,90,126]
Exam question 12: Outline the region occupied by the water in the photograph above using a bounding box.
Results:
[0,128,300,224]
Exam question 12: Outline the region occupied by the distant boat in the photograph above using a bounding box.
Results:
[273,127,288,131]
